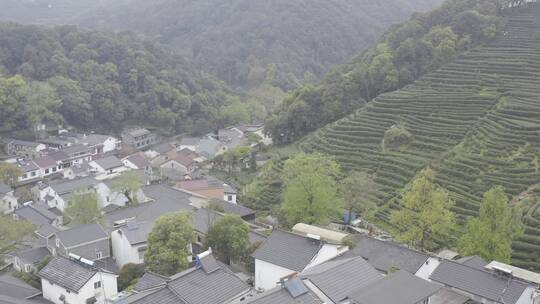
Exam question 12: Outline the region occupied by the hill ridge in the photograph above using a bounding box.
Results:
[304,3,540,270]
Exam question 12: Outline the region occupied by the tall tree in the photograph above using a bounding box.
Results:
[390,168,456,250]
[145,212,194,276]
[281,153,342,227]
[65,191,101,225]
[458,186,523,263]
[0,217,34,251]
[207,214,250,265]
[0,163,22,187]
[113,171,143,205]
[340,171,378,224]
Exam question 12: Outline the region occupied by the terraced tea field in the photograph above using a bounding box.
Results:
[303,4,540,270]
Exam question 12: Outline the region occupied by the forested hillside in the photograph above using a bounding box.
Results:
[266,0,506,144]
[0,22,237,137]
[303,3,540,270]
[76,0,443,98]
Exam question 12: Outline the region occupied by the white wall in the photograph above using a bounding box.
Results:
[42,271,117,304]
[95,183,128,209]
[224,193,237,204]
[254,259,295,291]
[305,244,348,270]
[1,193,18,214]
[102,137,119,153]
[415,257,441,280]
[111,229,145,268]
[516,286,536,304]
[41,186,68,212]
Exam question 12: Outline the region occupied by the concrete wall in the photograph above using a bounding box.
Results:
[111,229,145,268]
[42,271,117,304]
[254,259,295,291]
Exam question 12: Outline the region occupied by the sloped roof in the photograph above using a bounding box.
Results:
[134,272,168,292]
[213,200,254,217]
[167,259,249,304]
[92,156,123,170]
[32,156,57,169]
[15,247,50,264]
[457,255,488,270]
[16,161,39,173]
[127,128,150,137]
[124,153,149,168]
[252,230,321,272]
[349,270,442,304]
[485,261,540,285]
[301,257,382,303]
[338,235,429,274]
[49,176,97,195]
[0,183,12,195]
[55,223,108,248]
[14,206,52,227]
[163,154,195,167]
[0,275,42,300]
[120,221,153,245]
[180,137,200,146]
[192,208,222,234]
[38,257,97,292]
[80,134,111,146]
[245,285,323,304]
[430,260,529,304]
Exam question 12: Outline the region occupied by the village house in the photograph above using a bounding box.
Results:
[110,221,153,268]
[40,133,120,155]
[122,152,152,175]
[6,140,46,159]
[122,250,251,304]
[177,177,238,204]
[16,160,41,184]
[47,223,110,262]
[14,204,62,240]
[122,128,156,150]
[88,155,128,179]
[62,162,91,179]
[38,176,98,212]
[33,155,63,179]
[39,256,118,304]
[179,137,201,152]
[12,246,51,273]
[0,182,18,214]
[159,153,197,180]
[252,229,349,291]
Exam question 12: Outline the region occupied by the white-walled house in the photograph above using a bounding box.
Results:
[39,256,118,304]
[33,155,63,178]
[252,229,348,291]
[39,176,98,212]
[0,182,18,214]
[111,221,153,268]
[89,156,128,179]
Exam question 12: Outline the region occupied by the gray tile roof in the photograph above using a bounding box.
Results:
[338,235,429,274]
[196,138,222,159]
[49,176,97,195]
[301,257,382,303]
[120,221,154,245]
[38,257,97,292]
[93,156,123,170]
[55,223,108,248]
[193,208,222,234]
[134,272,168,292]
[456,255,488,270]
[245,286,323,304]
[36,224,59,238]
[80,134,111,146]
[105,185,193,226]
[0,183,12,195]
[14,206,52,227]
[61,144,92,155]
[349,270,442,304]
[0,295,50,304]
[430,260,529,304]
[124,153,149,169]
[0,275,42,300]
[127,128,151,138]
[180,137,200,146]
[17,161,39,173]
[252,230,321,272]
[248,231,267,245]
[212,200,254,218]
[167,263,249,304]
[125,255,249,304]
[15,247,50,264]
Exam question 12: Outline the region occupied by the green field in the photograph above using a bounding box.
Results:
[303,4,540,270]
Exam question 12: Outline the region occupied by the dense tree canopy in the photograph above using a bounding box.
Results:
[281,153,342,227]
[207,214,250,265]
[265,0,506,144]
[0,22,236,136]
[458,186,523,263]
[390,168,456,250]
[65,191,101,226]
[145,212,194,276]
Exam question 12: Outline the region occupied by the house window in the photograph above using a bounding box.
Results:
[94,281,101,289]
[22,174,27,179]
[106,196,110,202]
[96,251,103,259]
[52,167,56,172]
[45,169,49,174]
[24,264,31,272]
[227,195,233,201]
[86,296,97,304]
[56,239,60,247]
[32,171,37,177]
